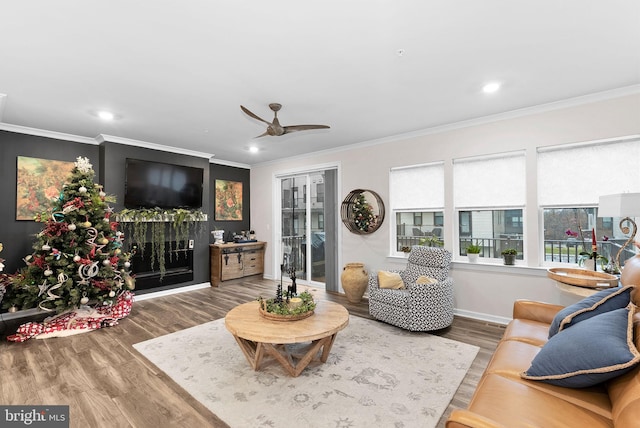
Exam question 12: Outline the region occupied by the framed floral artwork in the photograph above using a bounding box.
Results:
[16,156,75,220]
[215,179,243,221]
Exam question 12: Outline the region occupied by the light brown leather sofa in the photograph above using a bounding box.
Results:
[447,257,640,428]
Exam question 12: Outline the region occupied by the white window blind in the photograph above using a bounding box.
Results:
[390,162,444,210]
[453,151,526,209]
[538,136,640,206]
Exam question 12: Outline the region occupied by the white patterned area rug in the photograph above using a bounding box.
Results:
[133,316,479,428]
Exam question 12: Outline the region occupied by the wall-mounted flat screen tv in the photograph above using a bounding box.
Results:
[124,158,203,209]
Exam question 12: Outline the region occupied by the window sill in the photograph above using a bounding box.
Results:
[386,255,549,277]
[452,260,548,276]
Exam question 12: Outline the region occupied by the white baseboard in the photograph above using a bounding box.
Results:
[454,308,511,326]
[134,282,211,302]
[130,281,513,326]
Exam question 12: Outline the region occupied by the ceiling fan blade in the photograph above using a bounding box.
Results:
[254,130,270,138]
[240,105,272,125]
[283,124,330,134]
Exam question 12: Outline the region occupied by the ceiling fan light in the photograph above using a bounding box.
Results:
[249,146,259,153]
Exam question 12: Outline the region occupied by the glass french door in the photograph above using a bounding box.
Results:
[279,169,337,288]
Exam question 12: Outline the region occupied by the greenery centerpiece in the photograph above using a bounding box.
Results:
[257,290,316,321]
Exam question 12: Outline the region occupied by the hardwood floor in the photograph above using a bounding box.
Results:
[0,278,505,427]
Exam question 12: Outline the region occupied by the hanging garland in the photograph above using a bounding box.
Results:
[117,208,206,280]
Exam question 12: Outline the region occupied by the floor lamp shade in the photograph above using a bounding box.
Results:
[598,193,640,218]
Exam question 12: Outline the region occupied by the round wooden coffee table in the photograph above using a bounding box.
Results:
[225,300,349,377]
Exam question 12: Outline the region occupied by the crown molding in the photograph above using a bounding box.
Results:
[209,158,251,169]
[96,134,215,159]
[1,85,637,166]
[341,84,640,150]
[0,122,97,144]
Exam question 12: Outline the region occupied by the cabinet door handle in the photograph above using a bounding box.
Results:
[224,254,229,265]
[237,253,242,263]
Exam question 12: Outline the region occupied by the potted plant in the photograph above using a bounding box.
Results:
[578,250,609,271]
[466,244,482,263]
[419,235,443,247]
[501,248,518,265]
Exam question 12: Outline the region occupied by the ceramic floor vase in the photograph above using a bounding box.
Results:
[341,262,368,303]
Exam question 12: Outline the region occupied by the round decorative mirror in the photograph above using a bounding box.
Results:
[341,189,385,234]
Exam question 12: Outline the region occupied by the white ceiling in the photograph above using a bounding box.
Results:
[1,1,639,165]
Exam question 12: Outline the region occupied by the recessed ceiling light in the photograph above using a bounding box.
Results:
[97,110,114,120]
[249,146,259,153]
[482,82,501,94]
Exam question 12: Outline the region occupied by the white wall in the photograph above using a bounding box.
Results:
[251,91,640,323]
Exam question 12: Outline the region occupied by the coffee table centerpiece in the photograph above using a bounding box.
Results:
[258,290,316,321]
[257,261,316,321]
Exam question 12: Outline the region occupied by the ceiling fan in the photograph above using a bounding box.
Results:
[240,103,330,137]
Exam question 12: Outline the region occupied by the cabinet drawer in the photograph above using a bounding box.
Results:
[243,251,264,276]
[244,263,263,276]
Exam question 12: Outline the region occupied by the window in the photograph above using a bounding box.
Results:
[542,207,598,264]
[390,162,444,253]
[454,151,526,260]
[395,211,444,251]
[434,211,444,227]
[538,136,640,266]
[316,183,325,203]
[458,209,524,258]
[413,213,422,226]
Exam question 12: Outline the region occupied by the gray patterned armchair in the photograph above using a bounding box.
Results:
[368,246,454,331]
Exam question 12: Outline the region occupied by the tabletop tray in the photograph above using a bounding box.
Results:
[258,306,315,321]
[547,267,619,288]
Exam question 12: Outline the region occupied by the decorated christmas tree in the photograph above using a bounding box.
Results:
[352,192,374,232]
[2,157,135,313]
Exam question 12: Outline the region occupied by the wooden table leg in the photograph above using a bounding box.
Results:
[232,335,266,371]
[261,335,334,377]
[233,333,342,377]
[320,333,338,363]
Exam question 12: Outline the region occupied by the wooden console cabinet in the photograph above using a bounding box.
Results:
[209,241,266,287]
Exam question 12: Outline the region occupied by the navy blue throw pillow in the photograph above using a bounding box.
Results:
[523,304,640,388]
[548,285,632,338]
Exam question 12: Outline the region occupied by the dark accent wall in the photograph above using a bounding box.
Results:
[0,130,99,273]
[99,140,212,288]
[0,130,251,293]
[209,164,251,241]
